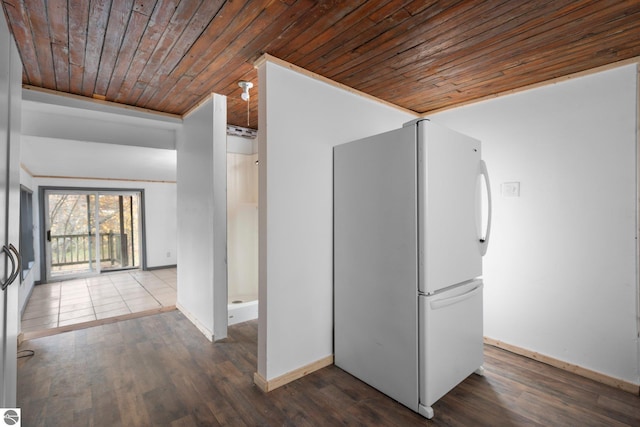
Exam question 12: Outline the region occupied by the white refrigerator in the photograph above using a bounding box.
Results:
[333,118,491,419]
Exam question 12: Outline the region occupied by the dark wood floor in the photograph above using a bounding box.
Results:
[17,310,640,426]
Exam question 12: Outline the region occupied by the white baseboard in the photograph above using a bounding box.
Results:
[484,337,640,395]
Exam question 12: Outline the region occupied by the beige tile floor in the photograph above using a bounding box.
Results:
[21,268,177,334]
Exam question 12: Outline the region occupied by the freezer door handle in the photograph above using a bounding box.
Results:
[478,160,492,256]
[430,283,483,310]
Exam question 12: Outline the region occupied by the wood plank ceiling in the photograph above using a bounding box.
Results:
[2,0,640,129]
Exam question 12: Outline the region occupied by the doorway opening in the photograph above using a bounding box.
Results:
[42,188,145,282]
[226,137,259,326]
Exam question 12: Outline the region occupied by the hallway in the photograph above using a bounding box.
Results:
[21,268,176,337]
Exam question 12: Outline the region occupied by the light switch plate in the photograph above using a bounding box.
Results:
[502,182,520,197]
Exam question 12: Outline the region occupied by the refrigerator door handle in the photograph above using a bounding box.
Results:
[478,160,492,256]
[8,243,21,285]
[430,283,483,310]
[1,244,16,291]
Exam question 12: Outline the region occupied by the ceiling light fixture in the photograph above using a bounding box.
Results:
[238,81,253,101]
[238,81,253,126]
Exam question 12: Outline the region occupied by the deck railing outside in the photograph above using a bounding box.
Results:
[50,232,129,268]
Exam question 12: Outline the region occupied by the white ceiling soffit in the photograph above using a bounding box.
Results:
[22,88,181,150]
[22,136,177,182]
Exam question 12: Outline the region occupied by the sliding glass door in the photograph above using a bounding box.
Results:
[44,189,142,281]
[97,194,140,272]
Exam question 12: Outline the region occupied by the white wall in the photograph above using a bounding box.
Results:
[258,59,417,381]
[429,64,639,385]
[227,134,257,155]
[176,94,227,341]
[144,182,178,268]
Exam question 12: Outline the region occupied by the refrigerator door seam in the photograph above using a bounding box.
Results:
[429,283,483,310]
[419,278,483,297]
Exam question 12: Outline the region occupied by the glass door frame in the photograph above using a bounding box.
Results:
[39,186,147,283]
